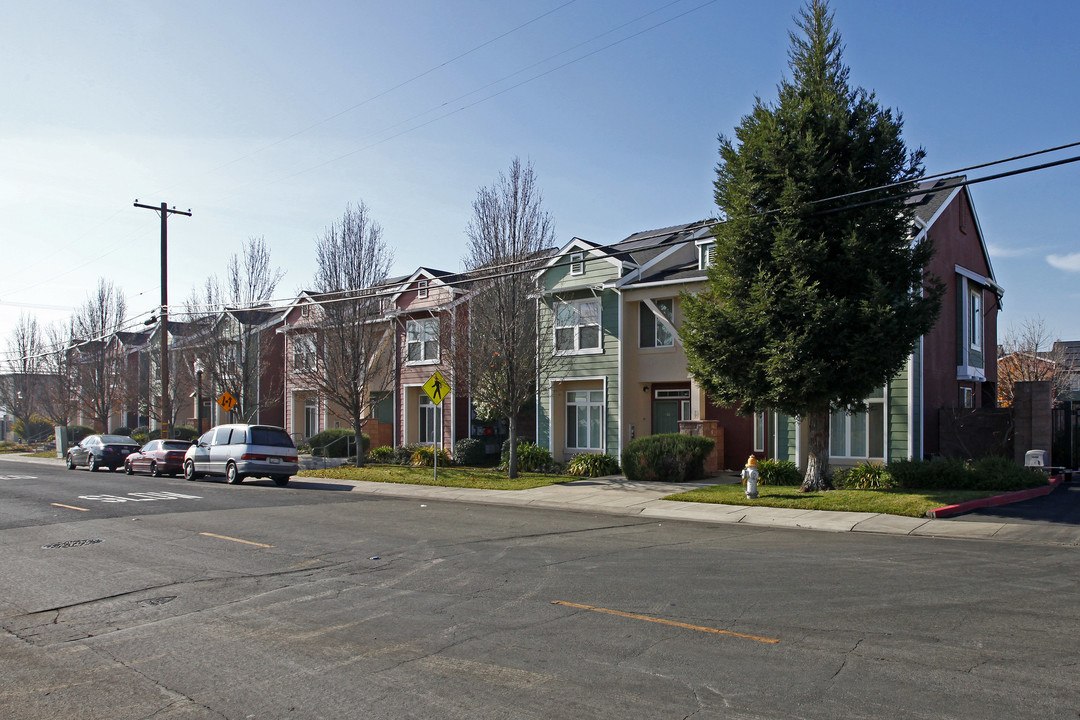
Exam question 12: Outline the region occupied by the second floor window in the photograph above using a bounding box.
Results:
[639,299,674,348]
[293,334,316,372]
[555,299,601,353]
[969,287,982,351]
[407,318,440,363]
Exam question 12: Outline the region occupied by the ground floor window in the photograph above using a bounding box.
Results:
[419,394,441,445]
[830,388,885,458]
[566,390,604,450]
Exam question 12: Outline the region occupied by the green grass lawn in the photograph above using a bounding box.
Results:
[299,464,572,491]
[666,483,1006,518]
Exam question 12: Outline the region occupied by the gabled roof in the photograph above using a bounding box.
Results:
[908,175,998,287]
[389,266,467,304]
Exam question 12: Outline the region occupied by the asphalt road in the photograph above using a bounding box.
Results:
[1,456,1078,719]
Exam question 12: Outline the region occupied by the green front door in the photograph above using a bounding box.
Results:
[652,401,680,435]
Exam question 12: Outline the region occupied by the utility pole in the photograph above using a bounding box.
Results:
[134,200,191,439]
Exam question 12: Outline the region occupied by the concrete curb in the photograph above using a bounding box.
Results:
[926,475,1064,518]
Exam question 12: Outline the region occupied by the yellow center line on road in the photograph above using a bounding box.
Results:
[51,503,89,512]
[552,601,780,644]
[199,532,275,548]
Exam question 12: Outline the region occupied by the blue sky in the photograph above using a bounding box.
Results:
[2,0,1078,358]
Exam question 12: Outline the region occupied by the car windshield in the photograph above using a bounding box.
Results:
[249,427,294,448]
[101,435,136,444]
[162,441,190,451]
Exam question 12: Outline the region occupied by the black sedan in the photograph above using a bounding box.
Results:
[66,434,141,472]
[124,439,190,477]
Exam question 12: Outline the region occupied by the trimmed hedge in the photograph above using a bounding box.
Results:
[308,428,370,458]
[454,437,487,466]
[757,459,801,486]
[621,433,715,482]
[885,456,1047,492]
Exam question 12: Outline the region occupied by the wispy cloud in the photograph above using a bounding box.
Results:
[1047,253,1080,272]
[985,242,1033,258]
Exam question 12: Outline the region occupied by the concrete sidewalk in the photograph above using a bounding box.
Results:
[7,453,1078,546]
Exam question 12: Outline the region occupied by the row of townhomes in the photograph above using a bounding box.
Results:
[46,177,1000,472]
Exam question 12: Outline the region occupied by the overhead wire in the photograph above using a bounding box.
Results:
[7,142,1077,365]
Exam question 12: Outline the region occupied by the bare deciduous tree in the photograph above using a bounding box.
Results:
[294,202,394,464]
[72,279,127,432]
[997,316,1070,407]
[39,319,79,428]
[1,314,44,440]
[461,157,557,478]
[188,236,286,422]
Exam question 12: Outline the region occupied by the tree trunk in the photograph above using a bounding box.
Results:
[507,414,518,479]
[801,409,833,492]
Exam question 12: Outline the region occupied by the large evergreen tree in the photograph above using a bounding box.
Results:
[682,0,942,490]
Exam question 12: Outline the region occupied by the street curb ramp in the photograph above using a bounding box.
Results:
[926,475,1065,519]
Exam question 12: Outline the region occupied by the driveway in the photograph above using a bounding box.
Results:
[958,477,1080,525]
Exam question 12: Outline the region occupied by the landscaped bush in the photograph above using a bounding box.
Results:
[453,437,487,466]
[14,415,52,443]
[885,456,1047,492]
[110,426,133,436]
[500,440,555,473]
[409,446,453,467]
[308,428,370,458]
[621,433,715,482]
[757,459,802,486]
[393,443,422,465]
[567,453,621,478]
[131,426,150,444]
[0,441,32,453]
[833,461,895,490]
[368,446,394,463]
[67,425,93,444]
[171,425,199,442]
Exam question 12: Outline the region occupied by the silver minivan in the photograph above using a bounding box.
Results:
[183,424,299,486]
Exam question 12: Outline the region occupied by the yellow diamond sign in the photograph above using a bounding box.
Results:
[422,371,450,405]
[217,391,238,412]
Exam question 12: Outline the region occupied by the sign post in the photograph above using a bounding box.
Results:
[422,371,450,482]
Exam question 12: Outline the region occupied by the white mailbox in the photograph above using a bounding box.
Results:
[1024,449,1048,467]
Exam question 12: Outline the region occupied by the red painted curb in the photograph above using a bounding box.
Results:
[927,475,1064,518]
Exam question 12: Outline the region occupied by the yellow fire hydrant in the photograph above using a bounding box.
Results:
[741,455,760,499]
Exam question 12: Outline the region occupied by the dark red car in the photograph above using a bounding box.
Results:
[124,439,191,477]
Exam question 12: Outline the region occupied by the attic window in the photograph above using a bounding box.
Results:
[301,304,310,317]
[569,252,584,276]
[417,280,429,299]
[699,243,716,270]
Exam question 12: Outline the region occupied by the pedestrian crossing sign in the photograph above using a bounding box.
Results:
[422,371,449,405]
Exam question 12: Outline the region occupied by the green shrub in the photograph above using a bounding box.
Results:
[171,425,198,442]
[14,415,52,443]
[621,433,715,482]
[393,443,422,465]
[500,440,555,473]
[131,426,150,444]
[757,459,802,486]
[409,446,453,467]
[833,461,896,490]
[308,428,370,458]
[368,446,394,463]
[110,426,133,436]
[567,453,621,477]
[453,437,487,466]
[67,425,93,443]
[885,457,1047,492]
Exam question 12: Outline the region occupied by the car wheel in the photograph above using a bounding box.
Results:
[150,462,160,478]
[125,462,134,475]
[272,475,290,487]
[226,462,243,484]
[184,460,202,481]
[88,455,99,472]
[66,454,76,470]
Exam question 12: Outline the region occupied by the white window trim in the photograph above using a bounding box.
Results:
[566,389,605,451]
[698,242,716,270]
[406,318,440,365]
[569,252,584,276]
[417,280,429,299]
[640,297,678,348]
[553,299,603,356]
[293,334,316,372]
[418,393,441,445]
[968,287,982,352]
[830,393,886,459]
